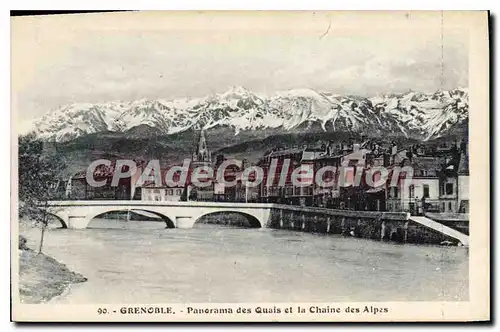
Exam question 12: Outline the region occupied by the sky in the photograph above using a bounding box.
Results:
[11,11,469,124]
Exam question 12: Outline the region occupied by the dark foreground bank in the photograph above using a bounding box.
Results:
[18,235,87,303]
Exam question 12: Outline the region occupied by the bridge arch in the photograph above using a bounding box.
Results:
[46,213,68,228]
[194,211,262,228]
[88,209,175,229]
[131,209,175,228]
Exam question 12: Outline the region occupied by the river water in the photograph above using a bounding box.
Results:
[22,218,468,303]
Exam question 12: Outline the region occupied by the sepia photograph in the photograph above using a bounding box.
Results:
[10,10,490,322]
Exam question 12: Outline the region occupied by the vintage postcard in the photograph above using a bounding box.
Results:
[11,11,490,322]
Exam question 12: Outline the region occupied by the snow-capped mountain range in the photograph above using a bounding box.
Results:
[25,86,469,142]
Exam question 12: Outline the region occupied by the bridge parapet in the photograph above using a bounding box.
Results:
[46,200,275,209]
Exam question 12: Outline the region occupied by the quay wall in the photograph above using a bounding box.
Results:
[267,205,461,245]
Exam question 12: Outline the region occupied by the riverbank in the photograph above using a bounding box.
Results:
[18,235,88,304]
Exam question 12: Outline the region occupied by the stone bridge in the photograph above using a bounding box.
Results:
[45,200,465,245]
[46,201,274,229]
[46,200,408,232]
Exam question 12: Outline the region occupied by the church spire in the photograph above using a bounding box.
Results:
[192,128,211,163]
[197,129,207,155]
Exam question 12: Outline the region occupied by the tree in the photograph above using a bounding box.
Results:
[18,134,65,254]
[180,186,188,201]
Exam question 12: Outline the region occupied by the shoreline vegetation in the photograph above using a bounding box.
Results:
[18,234,87,304]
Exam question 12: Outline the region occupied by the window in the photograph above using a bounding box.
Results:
[442,202,446,212]
[270,186,276,196]
[448,202,453,212]
[445,183,454,195]
[306,186,313,196]
[409,202,415,214]
[176,189,182,195]
[168,189,174,195]
[460,201,469,213]
[294,186,300,196]
[394,187,399,198]
[423,185,430,198]
[409,185,415,199]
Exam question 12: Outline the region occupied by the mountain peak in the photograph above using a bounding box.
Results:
[224,85,250,94]
[277,88,324,99]
[23,87,469,142]
[217,85,255,99]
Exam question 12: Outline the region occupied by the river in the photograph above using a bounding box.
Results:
[21,218,469,303]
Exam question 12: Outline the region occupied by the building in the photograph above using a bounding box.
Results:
[257,146,319,206]
[139,183,184,202]
[436,141,469,213]
[384,140,469,215]
[312,153,342,208]
[133,167,186,202]
[256,140,373,208]
[312,142,374,210]
[385,146,442,214]
[457,141,469,213]
[337,143,375,210]
[213,154,242,202]
[361,149,391,211]
[66,162,134,200]
[213,155,258,202]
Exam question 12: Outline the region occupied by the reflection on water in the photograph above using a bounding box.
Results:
[22,218,469,303]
